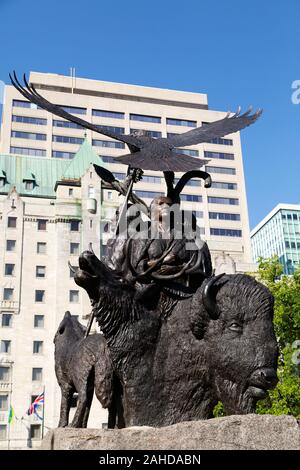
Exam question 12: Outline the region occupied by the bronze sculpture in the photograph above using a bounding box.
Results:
[11,71,278,428]
[10,72,261,171]
[54,312,124,428]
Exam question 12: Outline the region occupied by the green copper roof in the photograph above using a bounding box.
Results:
[62,138,103,180]
[0,139,105,198]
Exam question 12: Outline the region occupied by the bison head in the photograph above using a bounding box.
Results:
[191,273,279,415]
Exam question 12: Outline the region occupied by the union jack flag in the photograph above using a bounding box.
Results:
[27,392,44,420]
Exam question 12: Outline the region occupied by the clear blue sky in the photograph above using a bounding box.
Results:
[0,0,299,229]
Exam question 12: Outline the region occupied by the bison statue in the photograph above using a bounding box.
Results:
[72,250,279,427]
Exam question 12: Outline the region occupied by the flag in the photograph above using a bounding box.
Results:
[27,392,44,420]
[8,405,14,424]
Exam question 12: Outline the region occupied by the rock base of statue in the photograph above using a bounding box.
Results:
[41,414,300,450]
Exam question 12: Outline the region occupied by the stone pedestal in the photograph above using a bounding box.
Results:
[41,414,300,450]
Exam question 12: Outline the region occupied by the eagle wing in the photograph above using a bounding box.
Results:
[166,107,262,148]
[9,72,141,149]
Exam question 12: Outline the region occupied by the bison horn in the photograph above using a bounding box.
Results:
[202,273,226,320]
[89,243,95,255]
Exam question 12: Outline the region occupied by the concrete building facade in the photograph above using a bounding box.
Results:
[251,203,300,274]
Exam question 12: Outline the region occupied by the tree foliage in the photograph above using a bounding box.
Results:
[255,256,300,417]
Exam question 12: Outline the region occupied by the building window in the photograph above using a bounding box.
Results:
[60,105,86,115]
[92,109,124,119]
[3,289,14,301]
[90,219,93,229]
[0,425,7,440]
[130,113,161,123]
[33,341,43,354]
[37,242,46,254]
[1,313,12,327]
[35,290,45,302]
[210,182,237,190]
[135,190,163,200]
[37,219,47,231]
[30,424,41,440]
[209,212,241,221]
[140,174,160,184]
[0,340,11,354]
[167,118,196,127]
[293,214,298,220]
[208,137,233,145]
[100,156,116,163]
[174,148,199,157]
[10,146,46,157]
[7,217,17,228]
[181,195,202,202]
[204,151,234,160]
[69,290,79,303]
[208,196,239,205]
[70,266,78,278]
[6,240,16,252]
[11,130,46,141]
[210,228,242,237]
[92,139,125,149]
[70,243,79,255]
[205,166,236,175]
[0,395,8,411]
[36,266,46,278]
[69,188,73,196]
[70,220,80,231]
[88,186,95,198]
[52,119,83,129]
[12,115,47,125]
[12,99,40,109]
[34,315,44,328]
[52,135,84,145]
[0,366,10,382]
[192,211,204,219]
[32,368,43,382]
[52,150,75,159]
[107,191,113,200]
[25,181,34,191]
[130,129,162,138]
[97,125,125,135]
[4,264,15,276]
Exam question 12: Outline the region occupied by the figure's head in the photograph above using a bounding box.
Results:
[53,311,86,345]
[150,196,173,222]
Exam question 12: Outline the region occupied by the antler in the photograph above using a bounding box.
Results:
[125,237,204,282]
[125,237,176,280]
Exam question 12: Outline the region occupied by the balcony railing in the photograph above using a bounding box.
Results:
[0,301,19,310]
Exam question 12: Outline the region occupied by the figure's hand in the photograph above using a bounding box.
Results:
[164,253,176,264]
[147,259,157,268]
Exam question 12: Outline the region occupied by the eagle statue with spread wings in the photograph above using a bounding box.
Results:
[10,72,262,172]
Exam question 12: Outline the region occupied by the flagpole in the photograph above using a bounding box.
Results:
[41,386,45,440]
[7,396,12,450]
